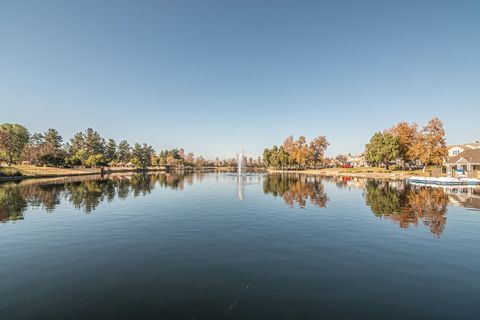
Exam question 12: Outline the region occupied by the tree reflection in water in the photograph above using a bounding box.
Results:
[263,174,329,208]
[1,173,475,237]
[364,180,448,236]
[0,173,196,223]
[0,185,27,222]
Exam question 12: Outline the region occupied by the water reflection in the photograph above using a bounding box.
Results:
[363,180,448,236]
[1,173,479,237]
[444,187,480,211]
[263,174,329,208]
[0,173,196,222]
[0,184,27,222]
[237,176,245,201]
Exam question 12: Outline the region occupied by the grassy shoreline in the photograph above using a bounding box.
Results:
[0,165,167,182]
[0,165,239,182]
[267,167,436,180]
[1,165,437,182]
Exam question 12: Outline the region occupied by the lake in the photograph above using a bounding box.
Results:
[1,172,479,319]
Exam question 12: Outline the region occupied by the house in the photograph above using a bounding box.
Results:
[447,141,480,157]
[445,149,480,177]
[346,154,367,168]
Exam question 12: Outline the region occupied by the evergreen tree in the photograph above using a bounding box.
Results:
[84,128,105,156]
[105,139,117,163]
[117,140,131,163]
[39,129,65,166]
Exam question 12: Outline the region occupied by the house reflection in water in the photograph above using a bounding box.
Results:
[445,187,480,211]
[1,173,479,237]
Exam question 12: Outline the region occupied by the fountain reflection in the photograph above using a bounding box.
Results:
[263,174,329,208]
[1,173,479,236]
[237,176,245,201]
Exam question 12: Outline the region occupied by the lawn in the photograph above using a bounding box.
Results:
[0,165,98,178]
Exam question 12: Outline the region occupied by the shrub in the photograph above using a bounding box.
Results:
[85,154,108,168]
[390,164,404,171]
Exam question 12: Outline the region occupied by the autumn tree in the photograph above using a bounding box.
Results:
[385,121,418,167]
[22,133,45,164]
[335,154,348,166]
[410,118,448,171]
[308,136,329,167]
[194,155,206,167]
[185,152,194,166]
[264,135,329,169]
[282,136,296,167]
[291,136,310,168]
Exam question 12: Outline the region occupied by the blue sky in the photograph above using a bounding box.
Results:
[1,0,479,158]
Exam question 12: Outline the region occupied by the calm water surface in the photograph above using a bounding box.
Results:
[1,173,479,319]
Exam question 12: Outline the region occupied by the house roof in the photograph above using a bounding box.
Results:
[465,142,480,148]
[448,142,480,149]
[446,149,480,164]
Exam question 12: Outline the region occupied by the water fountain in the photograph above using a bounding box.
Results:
[238,151,244,175]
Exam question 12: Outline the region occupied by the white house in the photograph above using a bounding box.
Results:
[346,154,367,167]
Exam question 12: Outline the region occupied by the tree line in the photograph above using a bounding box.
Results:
[0,123,221,168]
[364,117,448,171]
[263,135,329,169]
[1,118,450,171]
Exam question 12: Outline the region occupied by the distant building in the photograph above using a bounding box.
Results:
[346,154,367,167]
[445,149,480,177]
[447,141,480,157]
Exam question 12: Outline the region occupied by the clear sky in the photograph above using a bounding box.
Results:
[1,0,479,158]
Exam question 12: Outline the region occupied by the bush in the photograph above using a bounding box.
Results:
[84,154,108,168]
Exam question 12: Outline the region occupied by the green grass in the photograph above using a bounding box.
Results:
[323,167,438,176]
[269,166,443,177]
